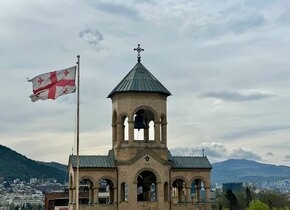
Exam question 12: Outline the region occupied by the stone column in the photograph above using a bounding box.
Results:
[196,185,201,203]
[144,127,149,141]
[187,187,192,202]
[88,187,93,204]
[154,122,161,143]
[161,123,167,144]
[112,124,117,145]
[205,186,210,202]
[117,122,123,145]
[128,120,134,144]
[93,187,99,204]
[114,187,118,204]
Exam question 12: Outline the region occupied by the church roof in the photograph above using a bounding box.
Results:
[69,150,116,168]
[69,151,211,169]
[172,156,212,169]
[107,62,171,98]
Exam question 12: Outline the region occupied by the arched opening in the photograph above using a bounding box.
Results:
[99,179,114,204]
[79,178,94,204]
[172,179,187,203]
[121,182,128,202]
[164,182,169,202]
[149,120,155,141]
[134,108,155,141]
[191,179,206,203]
[123,117,129,141]
[137,171,157,201]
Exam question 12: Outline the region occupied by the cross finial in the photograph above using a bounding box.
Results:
[134,44,144,63]
[202,147,205,157]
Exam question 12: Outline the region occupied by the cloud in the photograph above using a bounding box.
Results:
[79,28,104,49]
[265,152,273,157]
[285,155,290,161]
[200,90,275,102]
[222,125,290,140]
[228,147,262,161]
[89,1,140,20]
[171,142,262,163]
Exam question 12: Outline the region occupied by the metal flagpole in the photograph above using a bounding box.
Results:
[76,55,80,210]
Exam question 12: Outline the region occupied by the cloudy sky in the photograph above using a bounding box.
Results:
[1,0,290,166]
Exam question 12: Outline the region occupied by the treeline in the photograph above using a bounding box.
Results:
[213,187,290,210]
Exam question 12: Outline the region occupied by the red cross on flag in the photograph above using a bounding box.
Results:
[28,66,76,102]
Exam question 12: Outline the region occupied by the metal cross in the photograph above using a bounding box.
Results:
[134,44,144,63]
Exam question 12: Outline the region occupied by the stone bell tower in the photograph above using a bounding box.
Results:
[107,44,171,162]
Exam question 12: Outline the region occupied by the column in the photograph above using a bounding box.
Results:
[128,120,134,144]
[154,122,161,143]
[205,186,210,202]
[88,187,93,204]
[112,124,117,145]
[114,187,118,204]
[117,122,123,145]
[93,187,99,204]
[144,127,149,141]
[161,123,167,144]
[187,187,192,202]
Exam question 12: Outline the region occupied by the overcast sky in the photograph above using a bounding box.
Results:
[1,0,290,166]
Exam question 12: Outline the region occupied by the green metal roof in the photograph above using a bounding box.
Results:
[69,151,116,168]
[172,156,212,169]
[108,62,171,98]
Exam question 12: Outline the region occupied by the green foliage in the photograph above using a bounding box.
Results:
[247,200,270,210]
[257,191,290,209]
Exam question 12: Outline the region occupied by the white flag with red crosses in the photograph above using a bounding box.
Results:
[28,66,76,102]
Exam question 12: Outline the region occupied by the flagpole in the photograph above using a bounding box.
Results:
[76,55,80,210]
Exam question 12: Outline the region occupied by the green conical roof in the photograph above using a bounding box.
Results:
[108,62,171,98]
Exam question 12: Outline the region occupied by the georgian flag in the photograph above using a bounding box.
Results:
[28,66,76,102]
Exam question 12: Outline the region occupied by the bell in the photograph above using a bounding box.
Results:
[134,114,145,130]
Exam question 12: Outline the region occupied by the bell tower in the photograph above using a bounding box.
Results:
[108,44,171,161]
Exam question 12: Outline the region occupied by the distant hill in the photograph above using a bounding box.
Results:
[39,161,67,172]
[211,159,290,184]
[0,145,67,182]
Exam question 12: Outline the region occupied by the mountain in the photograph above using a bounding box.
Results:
[0,145,67,182]
[39,161,67,172]
[211,159,290,184]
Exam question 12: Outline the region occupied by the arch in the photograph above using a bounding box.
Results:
[172,178,187,203]
[136,170,157,201]
[133,106,158,141]
[171,176,190,187]
[191,178,207,203]
[190,176,209,188]
[134,168,161,183]
[79,177,94,204]
[148,120,155,140]
[98,178,115,204]
[98,176,117,187]
[121,182,128,202]
[132,105,159,121]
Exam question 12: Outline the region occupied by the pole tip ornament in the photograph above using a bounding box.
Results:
[134,44,144,63]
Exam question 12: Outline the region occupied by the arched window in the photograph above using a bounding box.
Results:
[137,171,157,201]
[149,120,155,141]
[121,182,128,202]
[172,179,186,203]
[99,179,114,204]
[79,178,94,204]
[134,108,155,141]
[191,179,206,203]
[123,117,129,141]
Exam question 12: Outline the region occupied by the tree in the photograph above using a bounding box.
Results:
[247,200,269,210]
[246,187,252,207]
[225,189,240,210]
